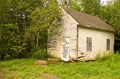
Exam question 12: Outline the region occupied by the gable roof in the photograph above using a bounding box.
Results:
[63,8,115,32]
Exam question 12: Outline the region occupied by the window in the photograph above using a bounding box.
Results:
[87,37,92,52]
[106,39,110,50]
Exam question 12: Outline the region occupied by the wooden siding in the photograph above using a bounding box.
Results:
[78,27,114,60]
[48,8,79,60]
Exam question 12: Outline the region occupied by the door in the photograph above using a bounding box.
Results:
[61,38,70,61]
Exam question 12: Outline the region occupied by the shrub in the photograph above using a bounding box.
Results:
[0,53,4,60]
[96,52,114,61]
[4,54,12,60]
[32,48,48,60]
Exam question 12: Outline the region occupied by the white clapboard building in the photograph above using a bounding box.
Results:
[48,7,115,61]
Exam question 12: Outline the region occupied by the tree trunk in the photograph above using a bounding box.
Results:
[36,32,39,50]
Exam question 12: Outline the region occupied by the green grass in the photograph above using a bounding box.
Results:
[0,54,120,79]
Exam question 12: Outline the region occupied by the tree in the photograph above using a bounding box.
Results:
[0,0,61,60]
[81,0,101,15]
[25,0,61,51]
[69,0,101,16]
[69,0,81,11]
[0,0,20,60]
[99,0,120,52]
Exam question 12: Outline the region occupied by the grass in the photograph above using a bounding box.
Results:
[0,54,120,79]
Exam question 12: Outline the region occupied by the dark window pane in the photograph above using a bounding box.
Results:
[107,39,110,50]
[87,37,92,52]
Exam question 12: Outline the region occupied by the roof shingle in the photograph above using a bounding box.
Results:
[63,8,115,32]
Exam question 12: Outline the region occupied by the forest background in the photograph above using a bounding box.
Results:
[0,0,120,60]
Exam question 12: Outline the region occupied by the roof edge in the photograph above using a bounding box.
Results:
[77,24,115,33]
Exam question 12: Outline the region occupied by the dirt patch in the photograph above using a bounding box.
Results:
[0,73,6,79]
[40,73,60,79]
[0,68,7,79]
[35,60,47,66]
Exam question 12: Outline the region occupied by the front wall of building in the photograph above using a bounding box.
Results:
[48,8,78,60]
[60,9,79,60]
[78,27,114,60]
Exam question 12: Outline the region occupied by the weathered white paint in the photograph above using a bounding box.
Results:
[78,27,114,60]
[48,8,79,60]
[61,8,79,60]
[48,8,114,61]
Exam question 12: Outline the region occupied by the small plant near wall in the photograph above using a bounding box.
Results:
[95,51,114,61]
[32,48,48,60]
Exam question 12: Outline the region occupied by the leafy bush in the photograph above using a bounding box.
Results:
[32,48,48,60]
[95,51,114,61]
[10,45,26,58]
[0,53,4,60]
[4,54,12,60]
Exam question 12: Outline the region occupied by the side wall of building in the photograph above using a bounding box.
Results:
[78,27,114,60]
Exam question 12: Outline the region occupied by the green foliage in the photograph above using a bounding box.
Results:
[1,54,120,79]
[0,0,60,60]
[45,54,120,79]
[26,0,61,48]
[95,52,114,61]
[80,0,101,15]
[69,0,81,11]
[32,48,48,60]
[69,0,101,16]
[4,54,12,60]
[10,44,26,58]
